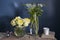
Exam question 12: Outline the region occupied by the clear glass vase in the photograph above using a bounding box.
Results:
[30,13,39,36]
[14,27,25,37]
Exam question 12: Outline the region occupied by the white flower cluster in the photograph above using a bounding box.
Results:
[26,3,43,8]
[25,3,44,13]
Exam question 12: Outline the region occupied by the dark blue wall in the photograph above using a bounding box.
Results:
[0,0,55,32]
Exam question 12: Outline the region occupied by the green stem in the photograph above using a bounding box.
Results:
[34,13,39,35]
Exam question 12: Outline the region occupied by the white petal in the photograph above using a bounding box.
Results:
[26,4,32,8]
[17,16,21,19]
[38,4,43,7]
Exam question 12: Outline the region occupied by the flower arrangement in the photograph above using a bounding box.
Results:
[25,3,43,35]
[26,3,43,16]
[10,16,30,36]
[11,16,30,28]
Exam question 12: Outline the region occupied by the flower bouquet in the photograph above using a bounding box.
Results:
[11,16,30,37]
[25,3,43,35]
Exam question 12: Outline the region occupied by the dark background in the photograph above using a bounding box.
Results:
[0,0,60,40]
[0,0,54,31]
[54,0,60,40]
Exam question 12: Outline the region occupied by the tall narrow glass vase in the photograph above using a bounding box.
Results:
[30,13,39,36]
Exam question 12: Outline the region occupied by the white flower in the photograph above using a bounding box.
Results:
[23,18,30,24]
[26,4,32,8]
[23,18,30,27]
[15,16,22,19]
[38,4,43,7]
[26,4,36,9]
[24,23,29,27]
[16,19,23,26]
[11,19,16,26]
